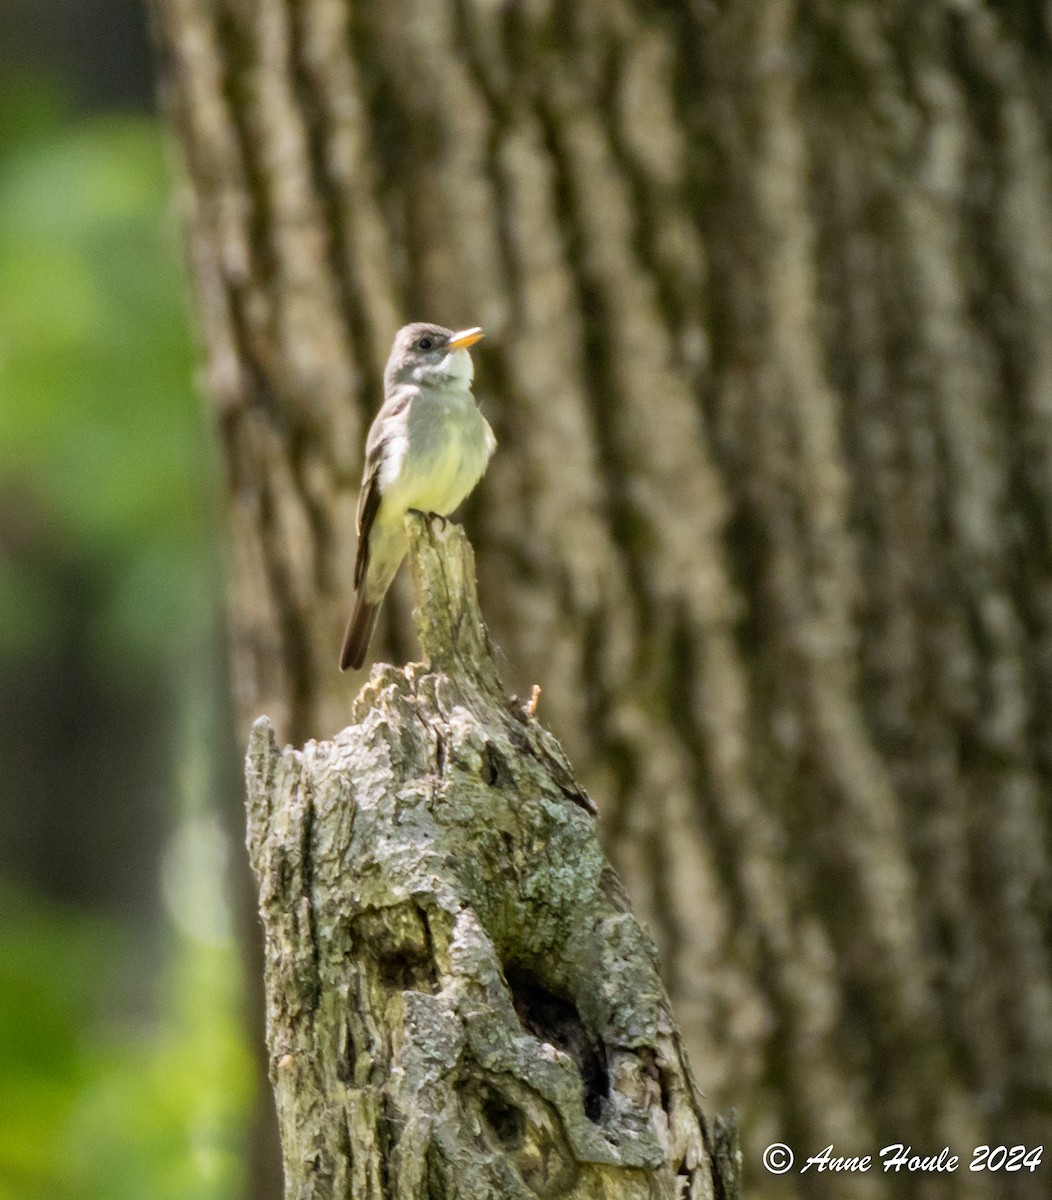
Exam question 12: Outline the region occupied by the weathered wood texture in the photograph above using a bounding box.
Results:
[152,0,1052,1195]
[246,514,740,1200]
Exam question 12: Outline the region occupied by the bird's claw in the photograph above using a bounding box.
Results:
[406,508,449,532]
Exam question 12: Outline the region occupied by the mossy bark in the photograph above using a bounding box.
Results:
[246,514,740,1200]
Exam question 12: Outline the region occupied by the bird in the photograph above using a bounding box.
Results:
[339,322,496,671]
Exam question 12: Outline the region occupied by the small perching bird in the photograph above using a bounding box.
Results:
[339,322,496,671]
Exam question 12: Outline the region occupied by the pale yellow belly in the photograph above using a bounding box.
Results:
[363,393,495,601]
[382,410,492,517]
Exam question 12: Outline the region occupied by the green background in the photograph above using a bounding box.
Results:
[0,10,254,1196]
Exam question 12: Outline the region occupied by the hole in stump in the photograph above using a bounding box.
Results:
[376,948,438,994]
[480,1085,526,1152]
[353,905,439,994]
[482,741,503,785]
[336,1020,356,1082]
[506,968,608,1121]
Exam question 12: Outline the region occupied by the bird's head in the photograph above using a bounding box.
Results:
[384,322,484,391]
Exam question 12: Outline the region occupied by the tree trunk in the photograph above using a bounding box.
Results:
[153,1,1052,1196]
[246,513,739,1199]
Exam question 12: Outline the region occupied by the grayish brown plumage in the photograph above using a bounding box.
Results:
[340,322,495,670]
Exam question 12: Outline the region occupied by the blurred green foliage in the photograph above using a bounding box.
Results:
[0,80,253,1199]
[0,81,216,668]
[0,884,250,1200]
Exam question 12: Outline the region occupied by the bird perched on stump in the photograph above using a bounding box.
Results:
[339,322,496,671]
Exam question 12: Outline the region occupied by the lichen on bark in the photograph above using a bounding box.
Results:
[245,513,739,1199]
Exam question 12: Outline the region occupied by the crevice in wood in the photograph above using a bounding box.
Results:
[505,968,609,1123]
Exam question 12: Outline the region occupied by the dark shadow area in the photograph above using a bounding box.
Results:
[1,0,155,112]
[505,966,609,1121]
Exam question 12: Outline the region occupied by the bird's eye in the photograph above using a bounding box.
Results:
[417,336,433,350]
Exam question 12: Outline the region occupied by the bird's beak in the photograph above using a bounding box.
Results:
[448,327,484,350]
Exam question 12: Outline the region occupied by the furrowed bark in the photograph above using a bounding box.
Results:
[245,513,739,1200]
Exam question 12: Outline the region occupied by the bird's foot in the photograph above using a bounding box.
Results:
[407,508,450,533]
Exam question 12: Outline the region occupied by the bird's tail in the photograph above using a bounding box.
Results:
[339,595,379,671]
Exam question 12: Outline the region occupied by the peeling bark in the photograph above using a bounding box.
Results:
[246,515,740,1199]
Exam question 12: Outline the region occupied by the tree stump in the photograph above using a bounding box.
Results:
[245,513,740,1200]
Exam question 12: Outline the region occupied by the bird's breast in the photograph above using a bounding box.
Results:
[381,391,493,518]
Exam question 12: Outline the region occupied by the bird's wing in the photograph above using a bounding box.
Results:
[354,387,414,590]
[354,468,382,590]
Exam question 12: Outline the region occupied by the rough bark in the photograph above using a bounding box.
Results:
[246,513,740,1200]
[152,1,1052,1196]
